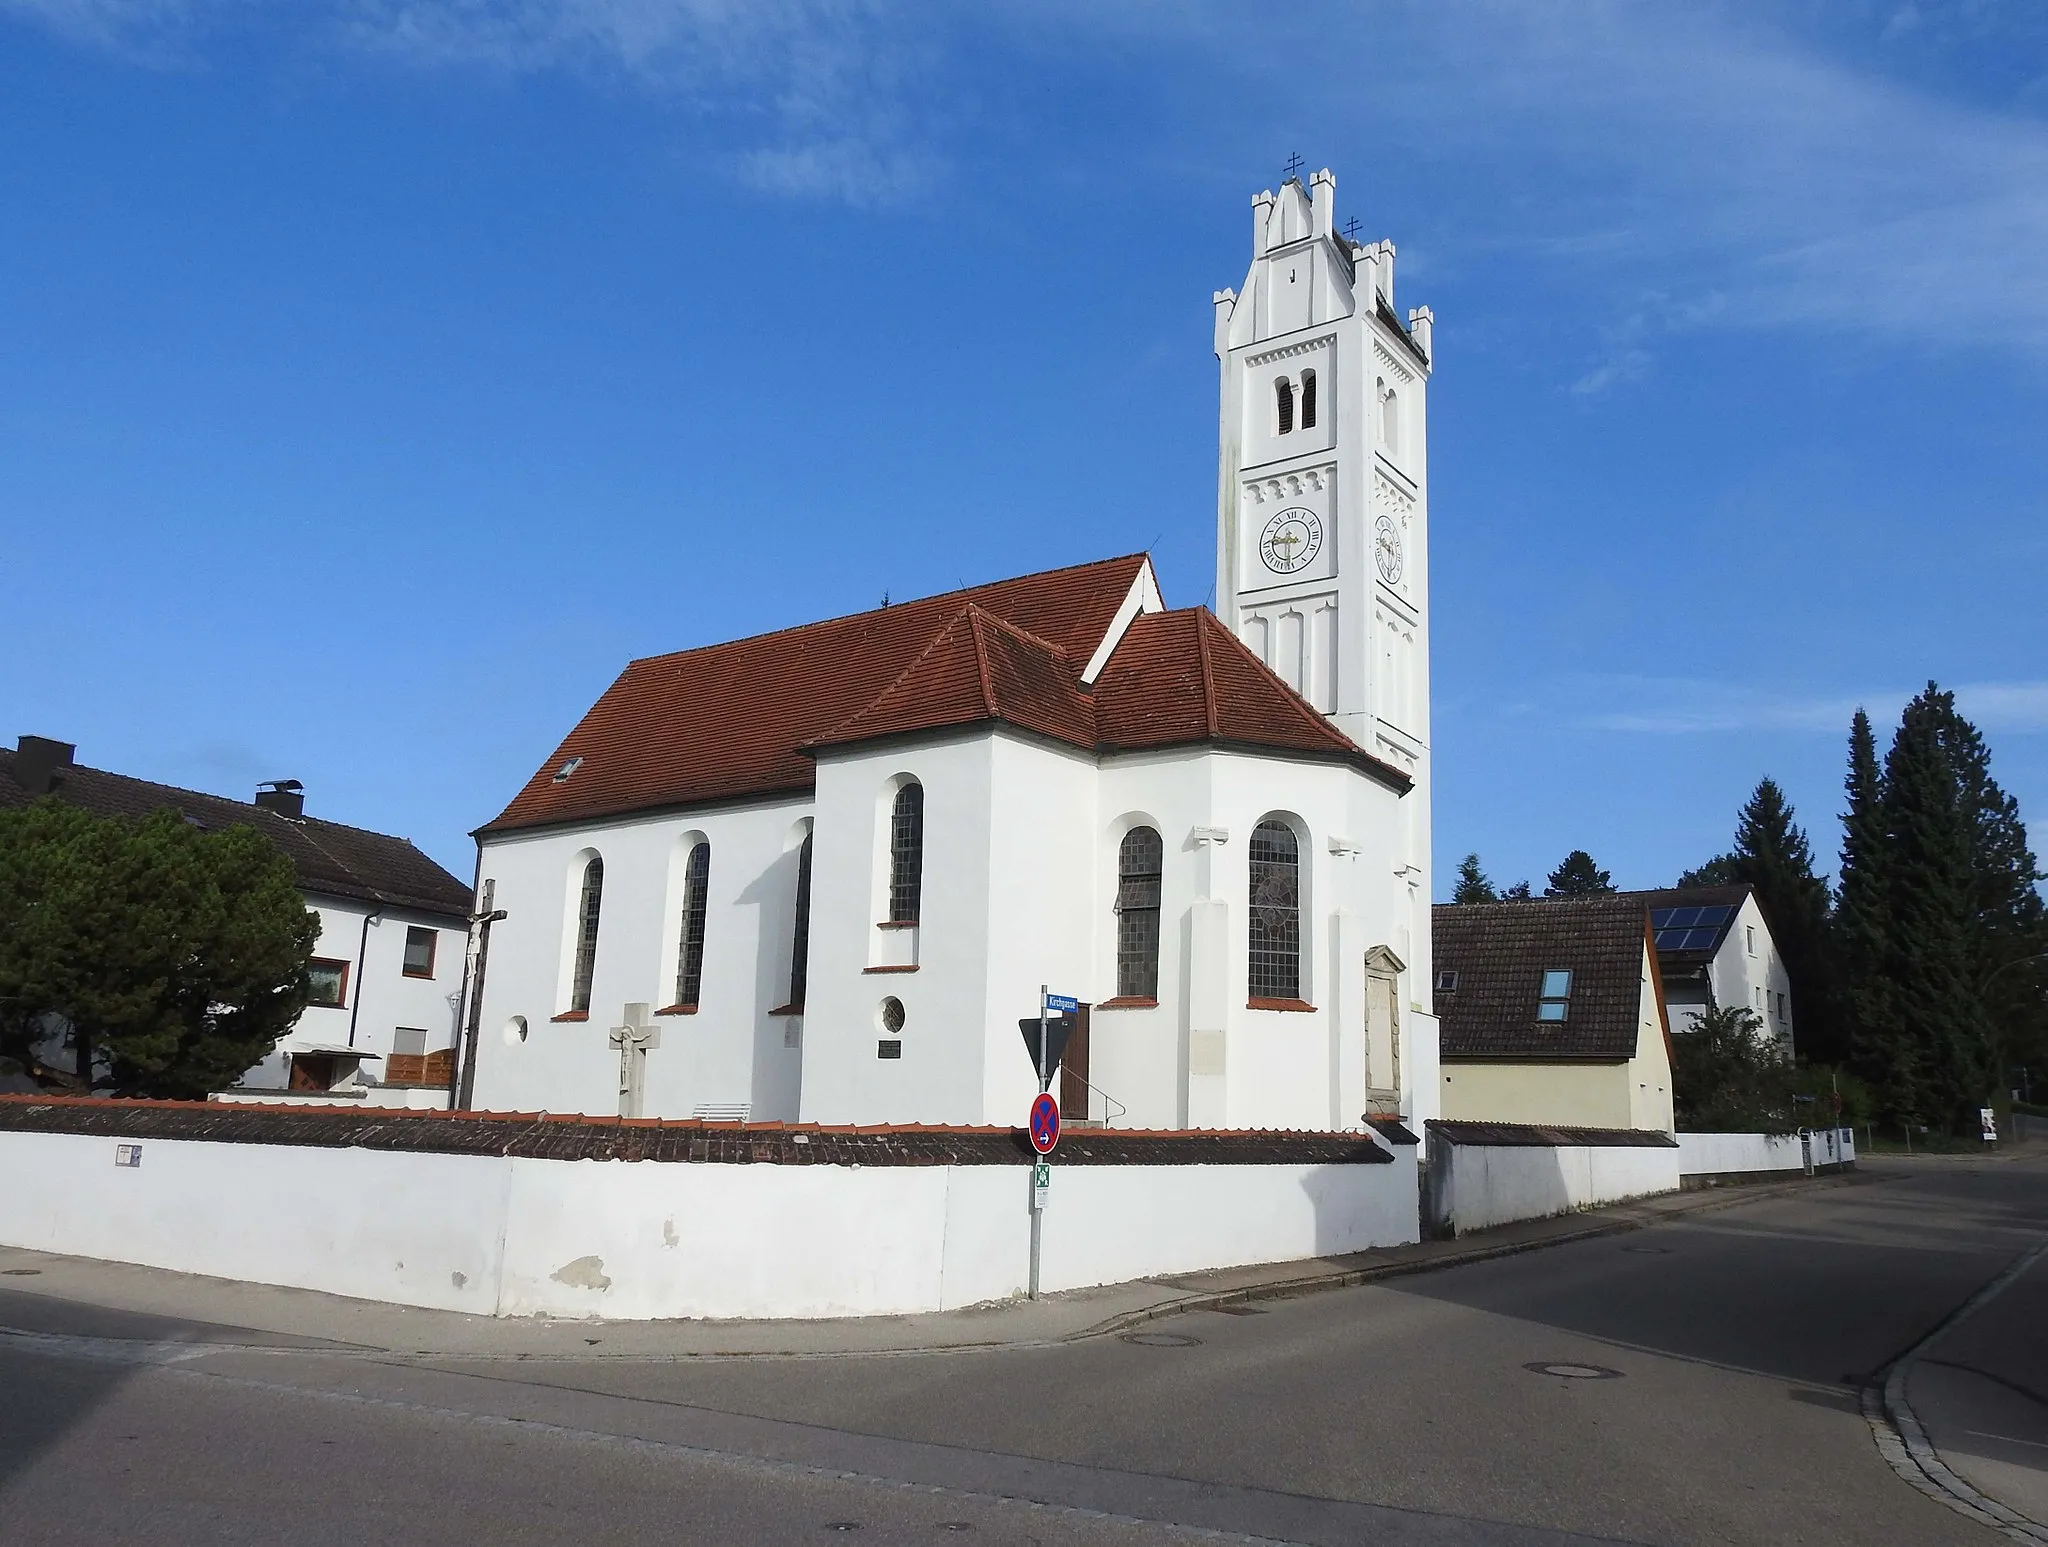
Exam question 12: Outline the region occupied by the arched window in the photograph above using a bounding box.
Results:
[889,782,924,923]
[569,856,604,1014]
[1116,826,1164,1000]
[1275,376,1294,435]
[1381,384,1400,453]
[1299,370,1317,430]
[674,841,711,1009]
[788,832,814,1008]
[1247,821,1301,1002]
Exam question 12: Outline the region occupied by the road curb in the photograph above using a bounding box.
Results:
[1079,1170,1871,1342]
[1867,1236,2048,1543]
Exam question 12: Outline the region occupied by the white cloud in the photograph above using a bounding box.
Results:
[1556,675,2048,736]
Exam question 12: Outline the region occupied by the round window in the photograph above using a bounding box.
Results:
[878,997,906,1034]
[503,1015,529,1047]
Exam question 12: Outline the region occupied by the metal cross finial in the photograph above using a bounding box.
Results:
[1283,152,1304,181]
[1343,216,1361,241]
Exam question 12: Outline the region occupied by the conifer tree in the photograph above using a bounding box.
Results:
[1544,850,1614,897]
[1452,853,1499,905]
[1676,854,1738,887]
[1838,709,1911,1123]
[1728,779,1839,1062]
[1880,688,1996,1129]
[1502,880,1534,901]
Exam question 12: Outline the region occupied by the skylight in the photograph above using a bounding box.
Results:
[552,756,584,784]
[1537,968,1572,1022]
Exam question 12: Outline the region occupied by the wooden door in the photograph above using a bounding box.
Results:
[1061,1005,1091,1120]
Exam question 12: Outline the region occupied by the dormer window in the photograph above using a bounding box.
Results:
[1536,968,1572,1022]
[1275,376,1295,435]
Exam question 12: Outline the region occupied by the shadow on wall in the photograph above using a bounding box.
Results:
[1297,1142,1419,1259]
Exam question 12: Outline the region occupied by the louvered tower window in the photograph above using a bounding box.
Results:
[1247,821,1301,1001]
[1116,826,1164,1000]
[788,832,814,1008]
[674,841,711,1009]
[1275,376,1294,434]
[889,783,924,924]
[569,856,604,1014]
[1299,369,1317,429]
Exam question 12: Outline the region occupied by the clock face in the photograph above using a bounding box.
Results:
[1374,514,1405,584]
[1259,508,1324,575]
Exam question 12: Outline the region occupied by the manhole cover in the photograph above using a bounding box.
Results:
[1525,1361,1623,1380]
[1121,1331,1203,1348]
[0,1268,40,1277]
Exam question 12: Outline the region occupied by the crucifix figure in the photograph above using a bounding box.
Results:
[609,1002,660,1119]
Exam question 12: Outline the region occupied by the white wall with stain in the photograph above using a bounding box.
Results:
[0,1130,1417,1319]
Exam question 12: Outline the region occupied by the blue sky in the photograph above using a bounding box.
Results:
[2,0,2043,895]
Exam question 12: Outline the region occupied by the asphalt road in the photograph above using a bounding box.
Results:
[4,1156,2045,1546]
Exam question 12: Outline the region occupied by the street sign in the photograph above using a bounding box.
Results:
[1032,1160,1051,1210]
[1981,1107,1999,1143]
[1044,992,1079,1015]
[1018,1016,1075,1081]
[1029,1091,1060,1155]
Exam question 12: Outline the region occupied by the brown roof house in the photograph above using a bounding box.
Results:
[1431,897,1675,1134]
[463,553,1432,1134]
[1,738,473,1104]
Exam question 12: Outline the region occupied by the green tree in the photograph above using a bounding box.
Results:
[1879,688,1996,1131]
[0,802,318,1098]
[1676,854,1739,887]
[1728,778,1840,1063]
[1502,880,1534,901]
[1837,709,1911,1124]
[1452,853,1499,905]
[1671,1003,1801,1133]
[1544,850,1614,897]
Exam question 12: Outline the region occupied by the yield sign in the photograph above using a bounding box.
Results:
[1029,1091,1060,1155]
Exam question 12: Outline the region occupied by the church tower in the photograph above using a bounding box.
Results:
[1214,166,1433,912]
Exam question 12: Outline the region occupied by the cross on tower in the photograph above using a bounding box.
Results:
[1343,217,1361,241]
[1282,152,1304,181]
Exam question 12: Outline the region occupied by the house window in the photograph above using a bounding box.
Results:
[889,783,924,924]
[569,856,604,1015]
[402,926,437,978]
[1116,826,1164,1000]
[1275,376,1294,435]
[789,832,814,1009]
[1299,369,1317,429]
[1746,925,1757,956]
[1537,968,1572,1022]
[675,842,711,1010]
[306,958,349,1008]
[1248,820,1301,1001]
[1776,991,1787,1021]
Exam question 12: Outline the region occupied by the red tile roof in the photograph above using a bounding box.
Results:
[482,554,1407,836]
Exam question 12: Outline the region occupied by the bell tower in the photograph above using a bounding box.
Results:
[1213,166,1433,899]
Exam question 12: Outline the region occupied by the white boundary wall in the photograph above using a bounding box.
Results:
[1677,1128,1855,1179]
[0,1131,1418,1320]
[1425,1141,1679,1237]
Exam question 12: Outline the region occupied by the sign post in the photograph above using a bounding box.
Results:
[1027,985,1072,1300]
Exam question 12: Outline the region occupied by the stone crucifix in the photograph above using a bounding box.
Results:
[608,1002,660,1119]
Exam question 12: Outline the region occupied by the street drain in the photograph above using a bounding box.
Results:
[1122,1331,1203,1347]
[1208,1303,1268,1316]
[1621,1245,1671,1255]
[1525,1361,1623,1380]
[0,1268,40,1276]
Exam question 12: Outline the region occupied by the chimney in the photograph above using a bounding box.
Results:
[15,736,75,796]
[254,779,305,819]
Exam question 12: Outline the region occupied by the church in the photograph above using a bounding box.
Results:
[463,167,1439,1135]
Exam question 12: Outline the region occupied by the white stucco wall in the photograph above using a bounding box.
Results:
[471,722,1436,1138]
[0,1130,1417,1319]
[1425,1140,1679,1236]
[468,795,813,1121]
[1677,1127,1854,1177]
[1667,895,1796,1051]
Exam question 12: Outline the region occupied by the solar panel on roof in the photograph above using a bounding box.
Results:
[1696,905,1736,927]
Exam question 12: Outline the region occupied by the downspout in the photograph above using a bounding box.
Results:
[347,907,383,1048]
